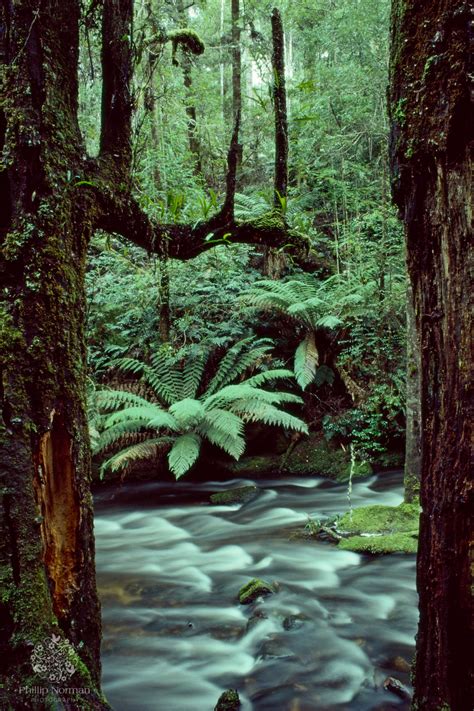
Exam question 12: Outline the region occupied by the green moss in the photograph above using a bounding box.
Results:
[238,578,275,604]
[222,435,372,481]
[338,502,420,535]
[288,436,372,481]
[168,29,205,57]
[336,502,420,555]
[338,532,418,554]
[243,209,286,232]
[210,486,258,505]
[214,688,241,711]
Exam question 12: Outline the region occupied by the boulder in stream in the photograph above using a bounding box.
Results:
[238,578,275,604]
[214,689,241,710]
[210,485,258,505]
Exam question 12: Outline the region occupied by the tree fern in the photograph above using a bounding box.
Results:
[91,338,307,480]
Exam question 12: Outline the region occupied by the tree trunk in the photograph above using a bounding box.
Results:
[390,2,473,707]
[177,2,202,174]
[263,8,288,279]
[0,2,107,707]
[231,0,243,171]
[404,280,421,503]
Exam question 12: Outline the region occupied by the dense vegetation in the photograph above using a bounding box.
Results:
[84,0,407,479]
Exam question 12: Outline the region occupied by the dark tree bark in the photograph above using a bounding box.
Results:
[0,1,108,707]
[390,1,473,708]
[263,7,289,279]
[404,280,421,504]
[177,1,202,174]
[231,0,242,168]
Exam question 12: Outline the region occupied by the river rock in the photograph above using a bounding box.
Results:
[210,486,258,505]
[383,676,411,701]
[282,613,309,631]
[214,689,241,710]
[238,578,275,604]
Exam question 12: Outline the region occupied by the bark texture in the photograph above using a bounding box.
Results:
[263,8,289,279]
[390,1,473,708]
[0,1,107,707]
[404,280,421,504]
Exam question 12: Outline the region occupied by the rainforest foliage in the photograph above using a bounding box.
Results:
[84,0,406,477]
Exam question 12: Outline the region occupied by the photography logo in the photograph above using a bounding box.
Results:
[31,634,76,684]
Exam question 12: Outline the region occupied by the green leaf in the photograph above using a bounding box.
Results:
[168,433,202,479]
[294,333,319,390]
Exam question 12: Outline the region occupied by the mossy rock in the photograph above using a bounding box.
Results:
[214,689,240,711]
[238,578,275,604]
[336,502,420,555]
[338,503,420,535]
[210,485,258,505]
[222,434,372,481]
[286,435,372,481]
[338,532,418,555]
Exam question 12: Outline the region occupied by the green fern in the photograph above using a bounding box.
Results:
[243,277,346,389]
[91,338,307,479]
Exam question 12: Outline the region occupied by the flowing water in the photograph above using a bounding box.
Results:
[94,470,417,711]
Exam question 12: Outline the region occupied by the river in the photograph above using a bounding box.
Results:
[94,470,417,711]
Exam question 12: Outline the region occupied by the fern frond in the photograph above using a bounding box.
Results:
[95,389,154,412]
[197,420,245,460]
[235,401,308,433]
[182,351,207,398]
[169,398,205,428]
[104,405,175,429]
[168,433,202,478]
[94,420,150,454]
[205,337,273,396]
[294,333,319,390]
[241,368,294,387]
[101,437,173,476]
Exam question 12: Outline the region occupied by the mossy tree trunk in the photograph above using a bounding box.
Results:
[0,1,107,707]
[390,1,473,707]
[1,1,307,703]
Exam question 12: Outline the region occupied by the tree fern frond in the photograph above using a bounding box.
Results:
[168,433,202,478]
[101,437,173,477]
[95,389,154,411]
[169,398,205,428]
[104,405,173,429]
[236,402,308,433]
[94,420,150,454]
[294,333,319,390]
[182,351,207,399]
[205,337,272,396]
[201,408,245,439]
[315,314,343,329]
[241,368,294,387]
[197,421,245,460]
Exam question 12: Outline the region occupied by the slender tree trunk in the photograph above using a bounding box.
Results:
[263,8,288,279]
[144,0,170,342]
[404,280,421,503]
[390,2,473,707]
[177,1,202,174]
[231,0,243,168]
[0,1,108,706]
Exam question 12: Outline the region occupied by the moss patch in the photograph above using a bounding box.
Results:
[214,689,241,711]
[336,502,420,555]
[238,578,275,604]
[223,434,372,482]
[338,532,418,554]
[338,503,420,535]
